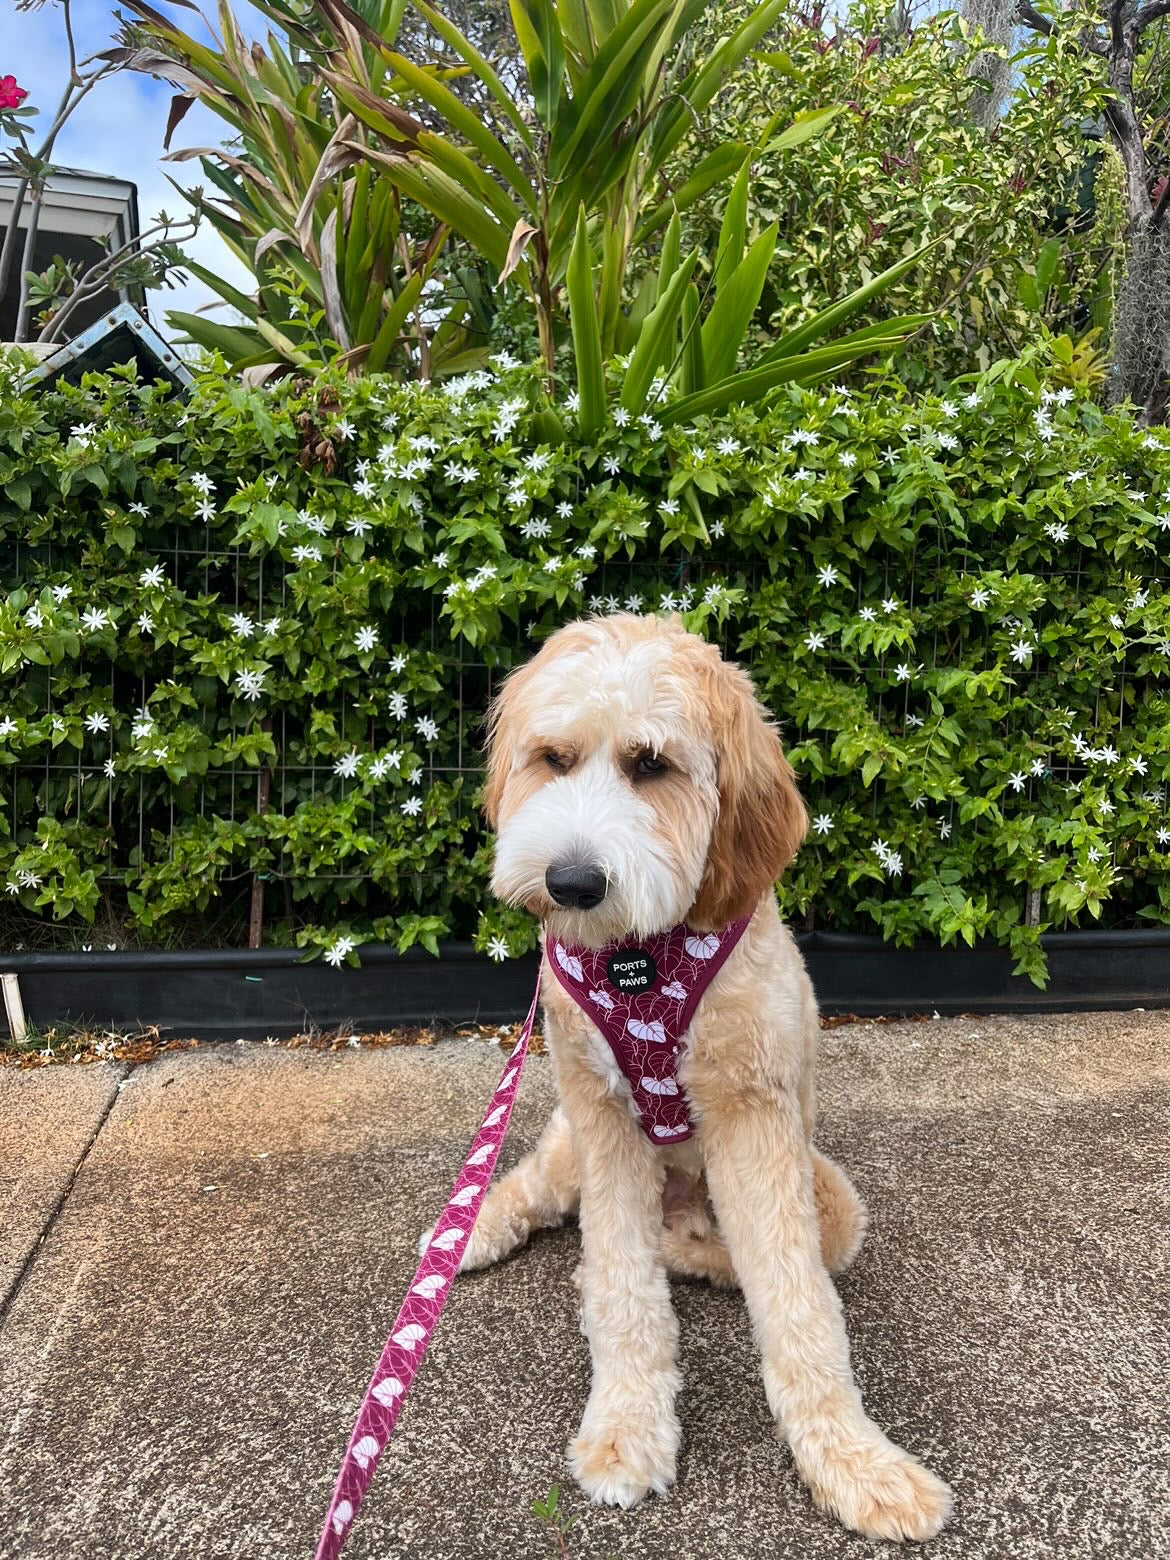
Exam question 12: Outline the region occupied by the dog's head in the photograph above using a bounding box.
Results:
[484,614,806,948]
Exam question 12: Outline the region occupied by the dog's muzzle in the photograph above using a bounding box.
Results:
[545,861,608,910]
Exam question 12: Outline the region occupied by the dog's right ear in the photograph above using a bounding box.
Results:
[482,660,533,828]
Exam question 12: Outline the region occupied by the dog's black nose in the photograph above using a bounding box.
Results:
[545,862,608,910]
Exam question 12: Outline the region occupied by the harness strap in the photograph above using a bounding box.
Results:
[314,979,541,1559]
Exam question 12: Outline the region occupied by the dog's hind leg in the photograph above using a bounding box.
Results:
[811,1149,867,1276]
[422,1105,580,1272]
[662,1156,866,1286]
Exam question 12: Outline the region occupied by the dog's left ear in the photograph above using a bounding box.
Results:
[689,653,807,929]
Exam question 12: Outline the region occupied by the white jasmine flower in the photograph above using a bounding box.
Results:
[602,455,621,475]
[521,518,551,540]
[1131,756,1149,775]
[576,543,596,560]
[812,814,834,835]
[355,626,379,653]
[894,663,912,682]
[229,613,256,638]
[353,479,376,501]
[1008,771,1027,792]
[716,437,741,456]
[1044,523,1070,542]
[0,717,17,737]
[432,551,448,569]
[389,654,407,674]
[104,759,116,777]
[401,795,423,816]
[52,584,72,603]
[408,767,423,785]
[152,746,169,764]
[625,594,644,612]
[334,419,355,441]
[334,751,361,778]
[25,605,44,629]
[906,714,924,728]
[792,467,812,482]
[939,400,958,418]
[262,617,282,637]
[970,587,993,609]
[1031,758,1047,776]
[660,499,680,516]
[292,545,322,564]
[81,608,110,632]
[817,564,839,587]
[883,851,904,878]
[710,520,725,539]
[804,632,827,652]
[486,935,510,962]
[858,607,877,623]
[613,408,631,427]
[325,937,355,968]
[838,451,857,469]
[1157,827,1170,846]
[234,670,267,702]
[1010,639,1034,664]
[85,712,110,734]
[189,471,214,495]
[556,501,573,518]
[939,819,952,839]
[139,565,166,588]
[881,597,899,615]
[415,716,440,742]
[963,393,980,410]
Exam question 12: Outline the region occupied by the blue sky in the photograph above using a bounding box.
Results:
[7,1,275,336]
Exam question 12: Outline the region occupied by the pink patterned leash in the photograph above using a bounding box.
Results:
[314,979,541,1559]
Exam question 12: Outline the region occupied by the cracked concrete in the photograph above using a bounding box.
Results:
[1,1011,1168,1559]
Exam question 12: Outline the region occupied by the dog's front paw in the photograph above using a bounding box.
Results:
[569,1398,680,1509]
[804,1436,952,1543]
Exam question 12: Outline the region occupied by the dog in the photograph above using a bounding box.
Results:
[447,612,951,1541]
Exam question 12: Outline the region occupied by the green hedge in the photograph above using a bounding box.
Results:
[1,350,1168,983]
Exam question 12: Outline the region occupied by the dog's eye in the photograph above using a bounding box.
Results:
[634,752,668,777]
[544,750,568,771]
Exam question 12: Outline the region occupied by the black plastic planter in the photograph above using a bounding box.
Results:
[2,929,1168,1044]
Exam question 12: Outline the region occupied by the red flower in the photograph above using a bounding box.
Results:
[0,75,29,111]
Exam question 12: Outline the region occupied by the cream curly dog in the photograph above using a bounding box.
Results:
[450,612,951,1542]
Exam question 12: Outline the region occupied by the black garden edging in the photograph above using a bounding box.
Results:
[2,929,1168,1044]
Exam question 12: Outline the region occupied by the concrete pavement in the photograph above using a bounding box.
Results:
[1,1011,1168,1559]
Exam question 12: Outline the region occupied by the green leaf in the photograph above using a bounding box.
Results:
[365,273,423,373]
[702,222,776,385]
[511,0,565,129]
[566,205,606,438]
[635,143,749,244]
[715,158,749,293]
[758,239,942,365]
[620,246,698,413]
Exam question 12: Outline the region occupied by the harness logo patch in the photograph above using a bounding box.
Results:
[606,947,657,992]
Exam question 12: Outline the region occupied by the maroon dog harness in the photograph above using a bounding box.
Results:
[545,917,751,1143]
